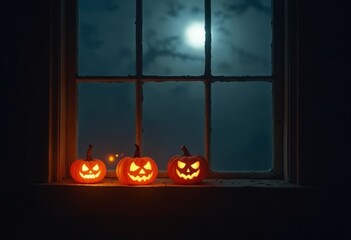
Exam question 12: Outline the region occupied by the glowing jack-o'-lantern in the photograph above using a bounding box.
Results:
[167,145,209,184]
[116,144,158,185]
[70,144,106,183]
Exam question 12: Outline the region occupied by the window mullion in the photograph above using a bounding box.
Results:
[204,0,211,77]
[136,0,143,149]
[204,0,211,166]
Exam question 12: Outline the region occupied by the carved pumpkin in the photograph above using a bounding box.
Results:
[167,145,209,184]
[116,144,158,185]
[70,144,107,183]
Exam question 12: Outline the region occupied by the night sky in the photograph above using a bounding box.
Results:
[77,0,272,171]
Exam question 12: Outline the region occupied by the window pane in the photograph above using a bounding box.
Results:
[143,82,205,170]
[212,0,272,76]
[143,0,205,76]
[78,83,135,170]
[78,0,136,76]
[211,82,272,171]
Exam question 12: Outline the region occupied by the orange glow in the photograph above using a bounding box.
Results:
[108,155,115,162]
[108,153,120,163]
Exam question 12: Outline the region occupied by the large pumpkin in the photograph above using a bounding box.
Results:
[167,145,209,184]
[70,144,106,183]
[116,144,158,185]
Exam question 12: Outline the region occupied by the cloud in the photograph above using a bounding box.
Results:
[214,39,270,74]
[229,42,269,67]
[143,32,203,71]
[214,0,271,25]
[79,24,104,49]
[226,0,271,16]
[165,1,186,17]
[190,6,202,15]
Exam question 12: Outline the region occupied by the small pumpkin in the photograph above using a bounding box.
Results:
[116,144,158,185]
[70,144,107,183]
[167,145,209,184]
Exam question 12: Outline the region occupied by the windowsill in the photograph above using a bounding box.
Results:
[32,178,321,219]
[42,177,304,188]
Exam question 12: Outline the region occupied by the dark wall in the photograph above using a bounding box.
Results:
[297,0,351,188]
[3,1,51,182]
[2,0,350,239]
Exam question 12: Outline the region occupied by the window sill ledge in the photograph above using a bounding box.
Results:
[42,177,304,188]
[32,178,321,219]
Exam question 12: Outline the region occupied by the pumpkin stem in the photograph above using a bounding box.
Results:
[181,145,191,156]
[86,144,93,161]
[134,144,141,157]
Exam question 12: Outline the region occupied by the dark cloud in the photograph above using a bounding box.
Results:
[190,6,202,15]
[118,47,133,58]
[79,24,104,49]
[216,26,231,37]
[166,1,186,17]
[153,35,181,51]
[226,0,271,16]
[169,84,187,95]
[229,43,270,67]
[214,40,270,73]
[214,0,271,24]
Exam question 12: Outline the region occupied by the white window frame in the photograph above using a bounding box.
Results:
[48,0,299,183]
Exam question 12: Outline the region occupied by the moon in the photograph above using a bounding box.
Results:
[185,22,205,49]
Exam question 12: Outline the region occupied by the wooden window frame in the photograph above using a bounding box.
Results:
[48,0,299,184]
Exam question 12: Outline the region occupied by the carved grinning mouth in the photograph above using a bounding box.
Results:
[79,170,101,179]
[128,172,153,182]
[176,169,200,180]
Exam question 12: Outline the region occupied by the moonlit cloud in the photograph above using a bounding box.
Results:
[143,35,204,71]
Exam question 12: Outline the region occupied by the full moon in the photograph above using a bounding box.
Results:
[185,22,205,49]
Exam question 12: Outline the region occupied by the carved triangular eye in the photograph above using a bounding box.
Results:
[177,161,186,169]
[92,164,100,171]
[191,161,200,169]
[130,162,140,172]
[144,161,152,170]
[82,164,89,171]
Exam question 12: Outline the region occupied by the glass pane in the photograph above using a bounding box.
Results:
[78,83,135,171]
[143,82,205,170]
[212,0,272,76]
[143,0,205,76]
[211,82,272,171]
[78,0,136,76]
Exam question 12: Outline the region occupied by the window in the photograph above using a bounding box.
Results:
[50,0,291,182]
